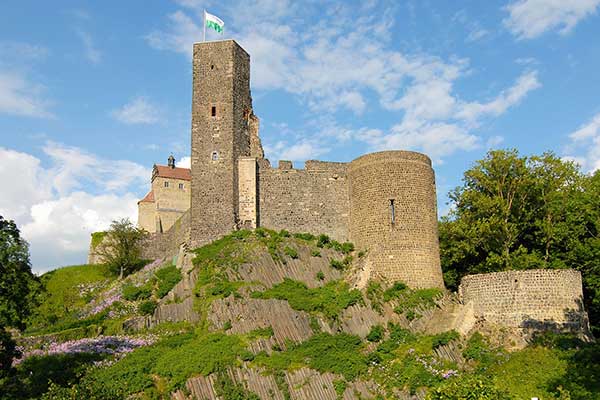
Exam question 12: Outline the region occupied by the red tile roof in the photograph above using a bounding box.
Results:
[153,165,191,181]
[138,190,155,203]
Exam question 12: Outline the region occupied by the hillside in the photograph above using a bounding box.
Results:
[7,229,600,399]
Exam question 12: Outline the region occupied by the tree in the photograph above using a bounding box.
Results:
[440,150,600,334]
[0,216,37,374]
[98,218,148,279]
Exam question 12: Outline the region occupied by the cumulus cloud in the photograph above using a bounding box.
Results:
[0,144,149,273]
[504,0,600,39]
[564,112,600,172]
[111,97,162,125]
[264,139,330,162]
[177,156,191,168]
[146,1,541,162]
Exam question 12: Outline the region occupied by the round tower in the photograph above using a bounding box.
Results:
[348,151,444,289]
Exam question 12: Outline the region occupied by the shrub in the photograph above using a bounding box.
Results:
[317,234,331,248]
[432,330,460,349]
[311,249,321,257]
[316,271,325,281]
[138,300,157,316]
[155,265,182,298]
[284,246,298,259]
[366,325,385,342]
[247,326,274,339]
[294,232,316,241]
[223,320,232,331]
[383,281,408,301]
[279,229,290,237]
[330,255,353,271]
[366,281,383,314]
[357,250,366,258]
[426,375,510,400]
[340,242,355,254]
[251,279,363,320]
[254,333,367,380]
[394,288,442,315]
[122,283,152,301]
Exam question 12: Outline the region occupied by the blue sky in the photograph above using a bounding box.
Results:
[1,0,600,273]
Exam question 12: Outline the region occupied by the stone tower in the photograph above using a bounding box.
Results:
[348,151,444,288]
[190,40,253,248]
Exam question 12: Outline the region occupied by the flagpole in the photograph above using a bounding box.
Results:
[203,10,206,42]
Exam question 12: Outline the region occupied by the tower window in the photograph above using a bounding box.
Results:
[211,106,216,117]
[211,65,215,70]
[179,183,184,190]
[164,181,169,188]
[389,199,395,225]
[211,151,219,161]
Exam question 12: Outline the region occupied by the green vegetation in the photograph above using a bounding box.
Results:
[246,326,274,340]
[329,255,353,271]
[0,216,38,377]
[26,263,115,334]
[155,264,182,298]
[283,246,298,259]
[138,300,157,316]
[311,249,321,257]
[97,218,149,279]
[394,288,442,316]
[251,278,363,320]
[366,281,384,314]
[90,231,107,249]
[383,281,408,301]
[122,283,152,301]
[254,333,367,380]
[439,149,600,334]
[366,325,384,342]
[316,270,325,281]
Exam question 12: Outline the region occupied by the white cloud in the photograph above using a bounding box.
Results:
[0,144,149,273]
[264,139,330,162]
[564,112,600,172]
[358,123,480,164]
[504,0,600,39]
[76,29,102,64]
[146,2,540,161]
[177,156,191,168]
[112,97,162,125]
[456,71,541,122]
[0,71,54,118]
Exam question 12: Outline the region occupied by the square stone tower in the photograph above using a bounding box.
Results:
[190,40,253,248]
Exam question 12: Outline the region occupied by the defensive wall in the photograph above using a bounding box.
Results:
[459,269,590,333]
[348,151,444,289]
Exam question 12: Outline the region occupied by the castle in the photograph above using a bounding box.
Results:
[137,39,443,289]
[126,39,590,337]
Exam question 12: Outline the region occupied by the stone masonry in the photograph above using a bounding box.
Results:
[135,39,445,288]
[459,269,590,334]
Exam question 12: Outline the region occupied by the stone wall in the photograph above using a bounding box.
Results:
[238,157,257,229]
[257,159,349,242]
[348,151,444,288]
[141,209,191,260]
[459,269,590,332]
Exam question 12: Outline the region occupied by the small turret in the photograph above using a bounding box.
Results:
[168,154,175,169]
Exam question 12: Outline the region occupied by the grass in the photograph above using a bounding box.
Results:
[251,278,363,320]
[155,264,182,298]
[26,264,116,334]
[253,333,368,380]
[90,231,107,249]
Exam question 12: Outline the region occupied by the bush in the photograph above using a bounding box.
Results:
[223,320,232,331]
[155,265,182,298]
[278,229,290,237]
[138,300,157,316]
[426,375,510,400]
[294,232,316,241]
[317,234,331,248]
[284,246,298,259]
[316,271,325,281]
[366,325,385,342]
[254,333,367,380]
[383,281,408,301]
[122,284,152,301]
[311,249,321,257]
[432,330,460,348]
[251,279,363,320]
[330,255,353,271]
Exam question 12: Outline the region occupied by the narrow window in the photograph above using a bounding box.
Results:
[164,181,169,188]
[211,151,219,161]
[389,199,395,225]
[211,106,216,117]
[179,183,184,190]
